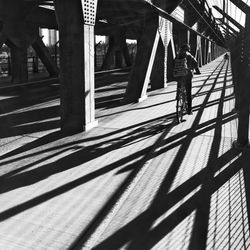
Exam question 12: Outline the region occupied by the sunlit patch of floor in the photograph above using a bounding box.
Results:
[151,211,196,250]
[206,169,250,249]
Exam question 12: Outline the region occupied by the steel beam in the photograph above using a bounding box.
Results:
[216,18,239,35]
[32,36,58,77]
[213,6,244,30]
[54,0,98,133]
[229,0,250,13]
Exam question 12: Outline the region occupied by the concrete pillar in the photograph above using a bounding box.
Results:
[125,13,159,102]
[150,38,165,90]
[189,32,197,57]
[196,36,202,67]
[8,42,28,84]
[211,42,215,60]
[151,17,173,88]
[167,37,175,82]
[54,0,98,134]
[230,35,241,110]
[206,40,211,63]
[236,12,250,147]
[83,24,98,130]
[201,37,206,65]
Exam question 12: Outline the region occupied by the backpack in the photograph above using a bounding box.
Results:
[173,57,188,77]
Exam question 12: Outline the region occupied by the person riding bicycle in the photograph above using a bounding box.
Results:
[174,44,199,114]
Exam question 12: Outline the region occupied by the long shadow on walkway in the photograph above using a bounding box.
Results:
[1,58,244,250]
[71,58,249,250]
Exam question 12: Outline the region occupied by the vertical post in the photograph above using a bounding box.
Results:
[150,38,165,90]
[125,12,159,102]
[81,0,98,130]
[231,35,241,110]
[83,24,98,130]
[32,55,39,73]
[189,32,197,57]
[10,43,28,84]
[54,0,98,134]
[211,42,215,60]
[237,12,250,147]
[167,37,175,82]
[7,55,11,76]
[201,38,206,65]
[152,17,172,89]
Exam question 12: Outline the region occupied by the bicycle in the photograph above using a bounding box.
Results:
[176,80,188,123]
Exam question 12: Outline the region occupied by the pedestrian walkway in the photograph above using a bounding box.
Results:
[0,56,249,250]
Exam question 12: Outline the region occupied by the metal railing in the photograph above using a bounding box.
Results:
[0,43,137,77]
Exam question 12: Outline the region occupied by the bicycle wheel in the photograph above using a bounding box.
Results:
[176,91,184,123]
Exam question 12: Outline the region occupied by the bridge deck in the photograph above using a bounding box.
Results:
[0,56,250,249]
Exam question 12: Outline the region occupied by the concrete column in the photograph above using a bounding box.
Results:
[196,36,202,67]
[189,32,197,57]
[9,42,28,84]
[150,38,165,90]
[206,40,211,63]
[54,0,98,134]
[125,13,159,102]
[83,24,97,130]
[211,42,215,60]
[167,37,175,82]
[201,37,206,65]
[230,35,241,110]
[237,12,250,146]
[151,17,173,89]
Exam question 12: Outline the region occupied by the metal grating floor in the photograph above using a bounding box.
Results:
[0,56,249,250]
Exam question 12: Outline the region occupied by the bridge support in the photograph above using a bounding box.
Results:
[189,32,197,58]
[125,13,159,102]
[8,41,28,84]
[150,36,165,90]
[174,24,188,49]
[234,13,250,147]
[101,29,131,70]
[54,0,98,134]
[32,36,58,77]
[201,38,206,65]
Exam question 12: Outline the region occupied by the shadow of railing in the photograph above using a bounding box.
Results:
[69,56,250,250]
[0,56,247,250]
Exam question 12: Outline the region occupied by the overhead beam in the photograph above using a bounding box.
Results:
[26,6,58,29]
[216,18,239,35]
[150,3,224,45]
[229,0,250,13]
[213,5,244,30]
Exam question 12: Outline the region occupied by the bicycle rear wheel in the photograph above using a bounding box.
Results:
[176,92,184,123]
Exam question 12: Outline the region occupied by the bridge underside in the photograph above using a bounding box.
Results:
[0,0,234,134]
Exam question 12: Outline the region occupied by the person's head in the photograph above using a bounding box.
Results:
[180,44,190,52]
